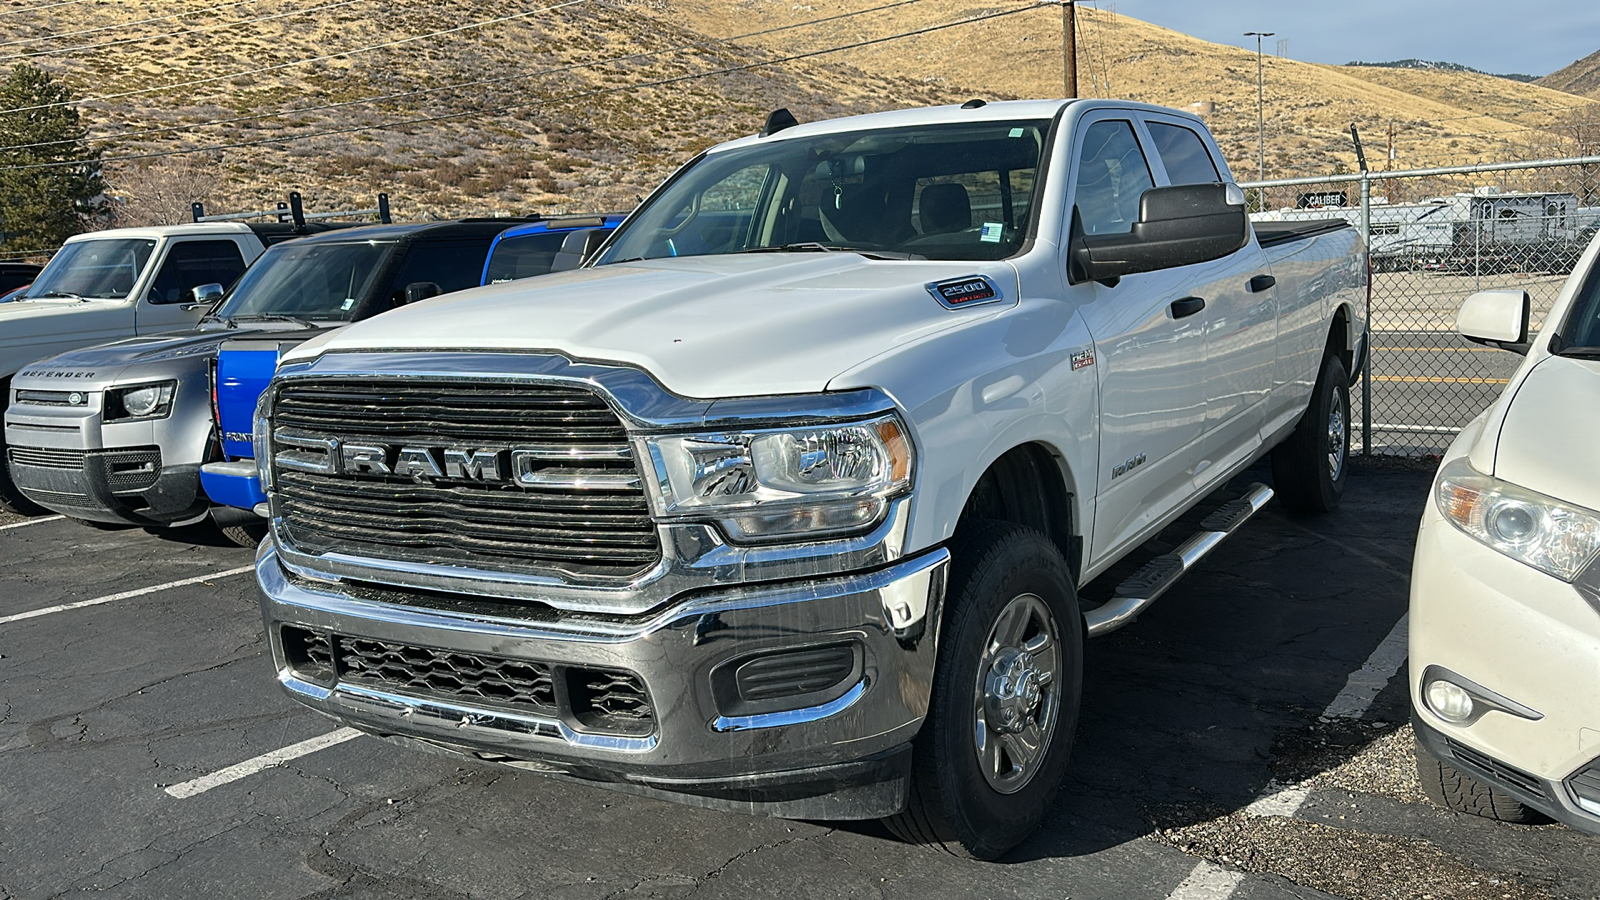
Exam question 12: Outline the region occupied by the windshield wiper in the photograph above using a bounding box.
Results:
[229,313,318,328]
[1554,345,1600,359]
[30,291,87,301]
[737,243,921,260]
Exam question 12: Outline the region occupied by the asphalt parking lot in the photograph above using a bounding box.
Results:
[2,463,1596,900]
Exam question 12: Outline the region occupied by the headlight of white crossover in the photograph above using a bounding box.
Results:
[642,414,913,541]
[105,381,176,421]
[1436,457,1600,582]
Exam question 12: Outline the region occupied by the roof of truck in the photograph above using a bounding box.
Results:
[280,218,540,245]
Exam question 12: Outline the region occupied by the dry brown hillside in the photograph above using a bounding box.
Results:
[5,0,1597,223]
[675,2,1600,176]
[1539,47,1600,98]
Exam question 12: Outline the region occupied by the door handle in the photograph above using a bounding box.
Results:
[180,303,208,312]
[1247,274,1276,293]
[1170,296,1206,319]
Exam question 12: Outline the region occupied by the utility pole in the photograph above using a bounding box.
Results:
[1385,118,1395,202]
[1061,1,1077,99]
[1244,31,1275,186]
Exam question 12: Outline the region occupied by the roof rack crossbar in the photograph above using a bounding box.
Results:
[191,192,394,225]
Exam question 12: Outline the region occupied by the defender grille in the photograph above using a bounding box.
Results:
[270,379,660,578]
[280,626,652,736]
[9,446,86,470]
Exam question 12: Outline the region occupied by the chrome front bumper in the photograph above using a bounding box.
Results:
[258,541,948,818]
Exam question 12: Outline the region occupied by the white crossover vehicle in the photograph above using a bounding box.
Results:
[1412,231,1600,833]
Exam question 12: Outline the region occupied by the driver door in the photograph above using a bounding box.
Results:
[1068,114,1212,567]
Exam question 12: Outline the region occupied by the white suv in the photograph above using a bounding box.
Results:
[1411,231,1600,834]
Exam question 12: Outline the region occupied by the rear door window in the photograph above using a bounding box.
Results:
[1146,121,1221,185]
[483,232,571,283]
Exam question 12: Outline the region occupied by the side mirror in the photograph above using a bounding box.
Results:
[550,228,613,272]
[401,281,443,305]
[188,283,226,306]
[1069,183,1249,285]
[1457,288,1530,354]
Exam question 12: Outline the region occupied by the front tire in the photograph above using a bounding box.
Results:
[885,521,1083,859]
[1271,350,1350,513]
[1415,738,1550,825]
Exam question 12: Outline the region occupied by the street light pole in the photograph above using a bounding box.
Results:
[1244,30,1274,185]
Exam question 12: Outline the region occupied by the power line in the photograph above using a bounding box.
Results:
[0,2,1047,173]
[0,0,257,50]
[2,0,930,155]
[0,0,582,113]
[0,0,369,66]
[0,0,109,19]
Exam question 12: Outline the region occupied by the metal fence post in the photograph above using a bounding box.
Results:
[1360,172,1372,457]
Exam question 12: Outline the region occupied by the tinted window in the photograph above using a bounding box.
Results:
[597,119,1051,263]
[26,238,156,300]
[384,239,492,301]
[215,240,394,323]
[1147,122,1221,185]
[147,240,248,304]
[483,232,571,283]
[1073,120,1155,236]
[1557,261,1600,348]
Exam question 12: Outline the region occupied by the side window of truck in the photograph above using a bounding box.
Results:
[385,240,492,302]
[1073,120,1155,236]
[1146,121,1221,185]
[146,240,248,304]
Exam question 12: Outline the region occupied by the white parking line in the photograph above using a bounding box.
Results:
[0,515,63,532]
[1320,613,1410,722]
[0,565,254,626]
[1171,612,1412,897]
[1165,860,1246,899]
[164,728,363,799]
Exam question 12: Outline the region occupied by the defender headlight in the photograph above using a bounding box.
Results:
[642,415,912,540]
[1436,457,1600,582]
[105,381,176,421]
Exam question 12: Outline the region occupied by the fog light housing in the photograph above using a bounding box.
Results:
[1426,679,1476,724]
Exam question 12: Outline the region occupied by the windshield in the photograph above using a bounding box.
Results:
[483,232,571,283]
[1555,250,1600,351]
[214,240,394,322]
[595,119,1051,264]
[26,238,157,300]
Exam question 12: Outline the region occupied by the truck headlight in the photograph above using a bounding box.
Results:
[1436,457,1600,582]
[105,381,176,421]
[642,415,912,540]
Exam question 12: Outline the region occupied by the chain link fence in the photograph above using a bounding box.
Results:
[1244,155,1600,457]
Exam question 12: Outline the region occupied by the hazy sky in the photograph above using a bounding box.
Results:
[1102,1,1599,77]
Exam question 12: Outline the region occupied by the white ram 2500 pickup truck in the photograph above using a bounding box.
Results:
[251,100,1367,858]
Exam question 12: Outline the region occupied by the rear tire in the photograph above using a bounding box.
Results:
[1271,350,1349,513]
[1415,738,1550,825]
[884,521,1083,859]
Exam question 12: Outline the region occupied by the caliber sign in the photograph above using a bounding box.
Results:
[926,275,1002,309]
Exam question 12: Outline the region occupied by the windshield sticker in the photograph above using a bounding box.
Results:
[927,275,1002,310]
[980,223,1004,243]
[1008,127,1025,138]
[341,297,356,310]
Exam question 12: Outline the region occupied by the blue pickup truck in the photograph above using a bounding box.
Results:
[199,215,622,540]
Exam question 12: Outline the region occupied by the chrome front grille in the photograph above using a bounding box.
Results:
[269,379,661,578]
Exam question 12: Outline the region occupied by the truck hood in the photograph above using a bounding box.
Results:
[1491,355,1600,514]
[284,254,1020,398]
[0,298,127,339]
[14,323,305,388]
